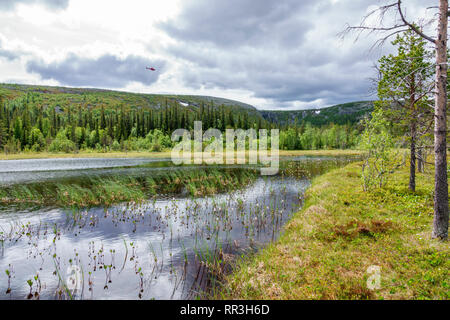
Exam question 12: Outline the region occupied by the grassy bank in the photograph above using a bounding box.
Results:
[0,168,258,208]
[0,149,362,160]
[0,151,172,160]
[218,161,449,300]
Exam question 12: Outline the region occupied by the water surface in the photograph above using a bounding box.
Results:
[0,156,357,299]
[0,158,172,185]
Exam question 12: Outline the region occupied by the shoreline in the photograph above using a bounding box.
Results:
[218,161,449,300]
[0,149,363,161]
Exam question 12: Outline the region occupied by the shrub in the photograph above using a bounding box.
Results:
[111,140,121,151]
[359,110,399,190]
[48,130,76,153]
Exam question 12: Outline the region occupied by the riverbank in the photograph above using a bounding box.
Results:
[218,161,449,300]
[0,149,362,160]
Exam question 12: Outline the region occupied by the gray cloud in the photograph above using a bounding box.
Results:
[26,54,166,88]
[0,40,20,61]
[159,0,434,109]
[0,48,18,61]
[161,0,383,108]
[160,0,315,48]
[0,48,17,60]
[0,0,69,10]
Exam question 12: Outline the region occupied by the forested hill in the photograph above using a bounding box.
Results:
[0,83,258,111]
[261,101,374,126]
[0,83,374,152]
[0,83,373,127]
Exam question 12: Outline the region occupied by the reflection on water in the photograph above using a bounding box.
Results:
[0,177,306,300]
[0,156,357,300]
[0,157,172,172]
[0,158,172,185]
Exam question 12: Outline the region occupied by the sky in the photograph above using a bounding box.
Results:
[0,0,437,110]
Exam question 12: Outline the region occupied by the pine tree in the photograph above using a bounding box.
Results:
[228,111,235,128]
[376,30,434,191]
[100,105,106,129]
[0,105,6,150]
[78,106,83,127]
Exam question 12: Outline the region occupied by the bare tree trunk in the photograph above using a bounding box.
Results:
[409,123,416,191]
[417,148,424,173]
[432,0,449,240]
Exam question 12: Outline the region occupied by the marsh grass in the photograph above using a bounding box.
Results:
[218,161,449,300]
[0,168,258,208]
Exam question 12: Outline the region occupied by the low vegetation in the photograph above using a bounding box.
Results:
[218,161,449,300]
[0,168,258,208]
[0,149,362,160]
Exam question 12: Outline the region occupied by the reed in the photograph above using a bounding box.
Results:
[0,168,259,208]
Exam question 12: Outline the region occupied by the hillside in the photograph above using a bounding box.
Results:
[261,101,374,126]
[0,83,373,127]
[0,83,259,115]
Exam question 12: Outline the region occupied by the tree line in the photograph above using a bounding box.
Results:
[0,91,364,153]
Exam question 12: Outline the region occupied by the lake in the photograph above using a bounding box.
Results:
[0,155,357,300]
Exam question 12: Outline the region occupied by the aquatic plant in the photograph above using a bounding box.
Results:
[0,168,259,208]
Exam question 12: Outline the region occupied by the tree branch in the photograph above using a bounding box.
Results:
[397,0,436,44]
[339,1,437,46]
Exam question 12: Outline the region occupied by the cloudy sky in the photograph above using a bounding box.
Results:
[0,0,436,110]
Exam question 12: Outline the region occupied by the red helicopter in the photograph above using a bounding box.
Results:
[146,66,156,71]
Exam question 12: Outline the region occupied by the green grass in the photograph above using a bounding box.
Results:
[0,168,259,208]
[0,149,363,160]
[218,161,449,300]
